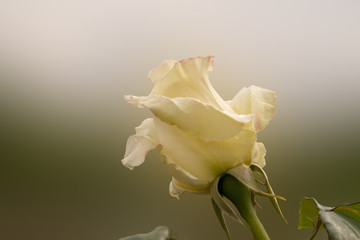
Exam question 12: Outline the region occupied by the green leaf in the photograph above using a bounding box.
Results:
[299,198,321,229]
[321,211,360,240]
[299,197,360,240]
[119,226,172,240]
[334,202,360,222]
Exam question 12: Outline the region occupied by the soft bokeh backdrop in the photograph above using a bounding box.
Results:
[1,1,360,239]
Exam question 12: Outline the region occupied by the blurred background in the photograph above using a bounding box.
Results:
[1,0,360,239]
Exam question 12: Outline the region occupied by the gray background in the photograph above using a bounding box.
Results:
[1,0,360,239]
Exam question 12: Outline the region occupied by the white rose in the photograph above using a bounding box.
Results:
[122,56,276,197]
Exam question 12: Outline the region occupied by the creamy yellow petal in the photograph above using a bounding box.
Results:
[134,118,159,143]
[166,162,209,198]
[149,56,233,112]
[251,142,267,167]
[121,118,159,170]
[154,117,257,183]
[124,95,251,141]
[169,178,209,198]
[231,85,277,132]
[169,179,184,198]
[148,60,176,85]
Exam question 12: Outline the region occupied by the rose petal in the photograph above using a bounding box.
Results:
[134,118,159,143]
[166,163,209,198]
[121,118,159,170]
[169,179,184,198]
[251,142,267,167]
[124,95,252,141]
[148,60,176,85]
[169,178,210,198]
[231,85,277,132]
[149,56,233,112]
[154,117,257,182]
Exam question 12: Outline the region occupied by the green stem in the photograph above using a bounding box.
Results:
[219,175,270,240]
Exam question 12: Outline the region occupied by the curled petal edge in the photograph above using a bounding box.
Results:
[231,85,277,132]
[148,56,232,112]
[124,95,252,141]
[122,118,159,170]
[148,60,177,85]
[122,135,158,170]
[251,142,267,167]
[166,162,210,198]
[169,178,209,198]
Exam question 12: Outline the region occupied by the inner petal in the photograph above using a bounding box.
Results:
[149,56,233,112]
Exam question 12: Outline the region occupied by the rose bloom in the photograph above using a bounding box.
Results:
[122,56,276,197]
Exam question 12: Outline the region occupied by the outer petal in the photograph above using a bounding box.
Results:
[169,178,209,198]
[154,117,257,183]
[251,142,267,167]
[169,179,185,198]
[125,95,252,141]
[122,118,159,170]
[230,85,277,132]
[166,162,210,198]
[149,56,233,112]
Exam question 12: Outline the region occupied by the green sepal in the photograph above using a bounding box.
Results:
[210,175,243,223]
[210,164,286,239]
[251,164,287,223]
[299,197,360,240]
[226,165,286,201]
[210,175,245,240]
[212,198,232,240]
